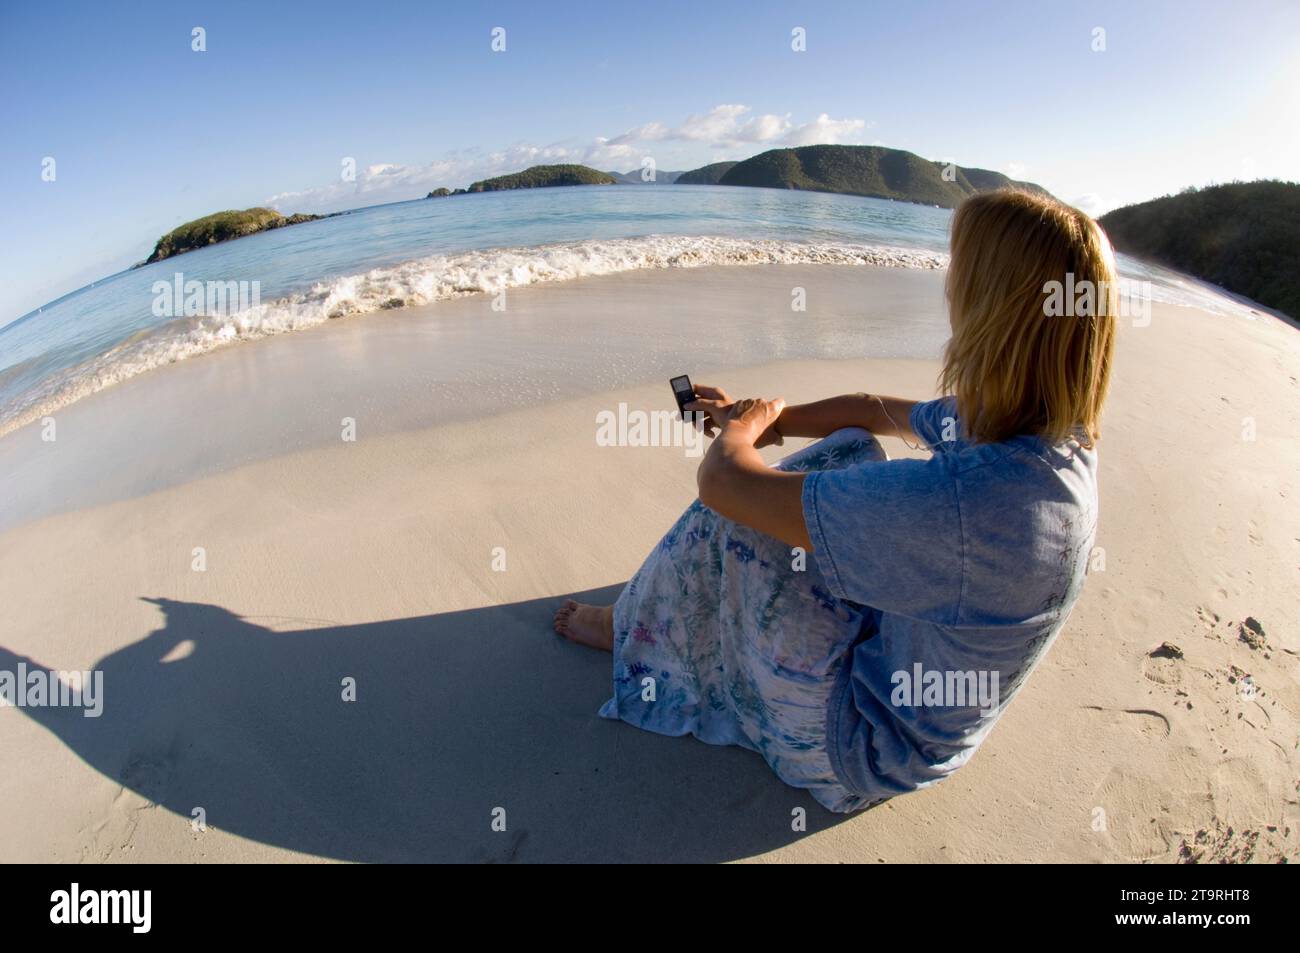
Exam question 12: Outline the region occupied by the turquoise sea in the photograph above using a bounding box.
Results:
[0,184,1255,437]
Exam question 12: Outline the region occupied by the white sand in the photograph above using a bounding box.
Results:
[0,265,1296,863]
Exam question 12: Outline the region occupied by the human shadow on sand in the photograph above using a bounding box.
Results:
[0,589,855,862]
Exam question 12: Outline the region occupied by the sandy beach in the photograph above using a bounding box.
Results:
[0,264,1296,863]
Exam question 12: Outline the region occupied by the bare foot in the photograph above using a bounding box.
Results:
[553,600,614,652]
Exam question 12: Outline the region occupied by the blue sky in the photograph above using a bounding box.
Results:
[2,0,1297,323]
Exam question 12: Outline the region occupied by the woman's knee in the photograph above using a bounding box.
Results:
[774,427,887,471]
[825,426,875,445]
[806,428,888,466]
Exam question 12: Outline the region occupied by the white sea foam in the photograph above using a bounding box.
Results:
[0,234,1263,440]
[1136,268,1268,319]
[0,236,945,437]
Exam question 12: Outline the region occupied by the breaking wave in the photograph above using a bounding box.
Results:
[0,235,945,437]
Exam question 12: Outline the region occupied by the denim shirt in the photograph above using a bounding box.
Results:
[802,397,1098,800]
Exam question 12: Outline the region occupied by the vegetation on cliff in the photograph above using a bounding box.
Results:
[674,161,739,185]
[678,145,1050,207]
[145,208,323,264]
[465,164,617,192]
[1100,180,1300,318]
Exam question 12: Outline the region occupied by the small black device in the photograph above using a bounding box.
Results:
[670,374,697,419]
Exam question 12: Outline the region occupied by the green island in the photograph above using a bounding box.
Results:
[674,161,739,185]
[603,169,686,184]
[676,144,1050,207]
[426,164,616,197]
[423,148,1048,205]
[465,164,617,192]
[429,165,688,196]
[1099,181,1300,319]
[143,208,325,264]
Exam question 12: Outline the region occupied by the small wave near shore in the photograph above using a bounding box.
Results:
[0,236,945,438]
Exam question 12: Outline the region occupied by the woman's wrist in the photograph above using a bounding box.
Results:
[720,417,760,445]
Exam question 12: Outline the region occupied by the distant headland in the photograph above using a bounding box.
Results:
[428,164,618,197]
[1100,180,1300,319]
[142,146,1057,266]
[140,208,333,266]
[674,145,1050,206]
[421,145,1051,208]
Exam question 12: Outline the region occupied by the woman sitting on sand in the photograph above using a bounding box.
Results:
[555,189,1117,812]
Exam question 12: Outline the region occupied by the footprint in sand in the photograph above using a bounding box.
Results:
[1081,705,1172,740]
[78,787,153,863]
[1176,760,1286,862]
[1142,642,1185,687]
[1080,708,1195,861]
[1091,765,1176,861]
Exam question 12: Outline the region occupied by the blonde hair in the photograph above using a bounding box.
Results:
[940,189,1117,447]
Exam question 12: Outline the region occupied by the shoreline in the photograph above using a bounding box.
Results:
[1,228,1274,445]
[2,260,1283,535]
[0,238,949,441]
[0,264,949,532]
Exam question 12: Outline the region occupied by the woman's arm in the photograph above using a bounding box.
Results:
[693,396,813,551]
[774,393,920,444]
[685,385,924,551]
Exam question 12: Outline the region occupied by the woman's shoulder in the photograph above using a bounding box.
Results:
[938,433,1098,519]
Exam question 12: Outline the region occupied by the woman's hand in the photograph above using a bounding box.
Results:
[688,384,811,550]
[685,384,785,448]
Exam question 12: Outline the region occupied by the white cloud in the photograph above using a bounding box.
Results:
[266,146,579,214]
[1070,193,1106,217]
[607,121,668,145]
[608,104,868,149]
[605,105,782,145]
[585,138,640,165]
[266,104,872,214]
[736,112,792,143]
[674,104,758,141]
[783,113,868,147]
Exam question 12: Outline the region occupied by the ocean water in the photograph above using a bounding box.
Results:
[0,184,1257,438]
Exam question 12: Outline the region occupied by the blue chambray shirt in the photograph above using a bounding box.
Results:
[802,397,1098,802]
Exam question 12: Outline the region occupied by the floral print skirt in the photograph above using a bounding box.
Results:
[598,427,887,813]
